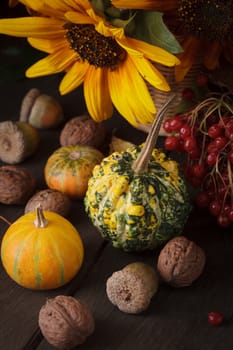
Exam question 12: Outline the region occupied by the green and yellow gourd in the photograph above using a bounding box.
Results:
[85,96,192,252]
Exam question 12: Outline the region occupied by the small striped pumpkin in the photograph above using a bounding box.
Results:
[44,145,104,199]
[1,206,84,290]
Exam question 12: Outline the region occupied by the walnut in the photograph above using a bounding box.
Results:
[0,165,36,204]
[157,236,206,287]
[60,115,106,148]
[106,262,159,314]
[25,189,71,217]
[38,295,95,350]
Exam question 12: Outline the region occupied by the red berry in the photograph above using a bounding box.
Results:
[169,116,183,131]
[195,191,210,208]
[196,73,208,87]
[228,150,233,164]
[207,141,217,154]
[214,136,228,150]
[182,88,195,101]
[209,200,222,216]
[217,214,231,228]
[206,152,218,166]
[189,148,201,160]
[179,124,191,139]
[228,209,233,222]
[164,135,179,151]
[219,116,231,127]
[183,136,197,152]
[191,163,207,178]
[208,311,224,326]
[163,119,172,133]
[225,120,233,140]
[208,124,223,138]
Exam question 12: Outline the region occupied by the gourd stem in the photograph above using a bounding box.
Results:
[132,94,176,174]
[34,205,48,228]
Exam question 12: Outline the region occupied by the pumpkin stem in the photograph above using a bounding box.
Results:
[34,205,48,228]
[132,94,176,174]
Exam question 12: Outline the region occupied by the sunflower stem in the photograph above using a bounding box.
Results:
[132,93,176,174]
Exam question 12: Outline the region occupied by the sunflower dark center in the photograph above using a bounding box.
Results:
[178,0,233,41]
[65,23,126,68]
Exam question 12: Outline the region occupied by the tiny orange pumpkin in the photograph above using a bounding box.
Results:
[44,145,104,199]
[1,206,84,290]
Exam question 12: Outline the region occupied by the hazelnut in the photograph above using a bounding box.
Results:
[60,115,106,148]
[38,295,95,350]
[0,165,36,204]
[109,135,135,154]
[20,88,64,129]
[25,189,71,216]
[157,236,206,287]
[106,262,159,314]
[0,120,40,164]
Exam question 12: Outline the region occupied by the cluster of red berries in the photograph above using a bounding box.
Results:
[163,93,233,228]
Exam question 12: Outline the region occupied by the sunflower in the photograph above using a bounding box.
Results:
[0,0,179,127]
[111,0,233,82]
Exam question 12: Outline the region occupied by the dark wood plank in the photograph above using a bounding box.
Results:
[1,4,233,350]
[37,210,233,350]
[0,61,147,350]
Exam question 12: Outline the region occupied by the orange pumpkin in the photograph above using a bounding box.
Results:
[44,145,104,199]
[1,206,84,290]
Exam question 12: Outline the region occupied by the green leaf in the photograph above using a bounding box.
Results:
[89,0,121,18]
[128,11,183,54]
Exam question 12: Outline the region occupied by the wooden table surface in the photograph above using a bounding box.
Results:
[1,3,233,350]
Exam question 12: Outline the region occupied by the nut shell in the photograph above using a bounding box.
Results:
[38,295,95,350]
[106,262,158,314]
[60,115,106,147]
[25,189,71,217]
[0,121,39,164]
[157,236,206,287]
[0,165,36,204]
[20,88,64,129]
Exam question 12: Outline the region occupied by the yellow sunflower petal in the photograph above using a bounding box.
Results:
[28,37,67,54]
[65,11,95,25]
[20,0,63,17]
[175,35,202,82]
[95,19,125,39]
[43,0,75,11]
[59,61,89,95]
[119,36,180,67]
[26,49,76,77]
[63,0,91,11]
[0,17,64,38]
[111,0,178,11]
[130,55,170,91]
[84,66,113,122]
[108,56,155,126]
[203,42,221,70]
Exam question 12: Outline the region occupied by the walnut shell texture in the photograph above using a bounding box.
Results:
[60,115,106,148]
[157,236,206,287]
[25,189,71,216]
[39,295,95,350]
[0,165,36,204]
